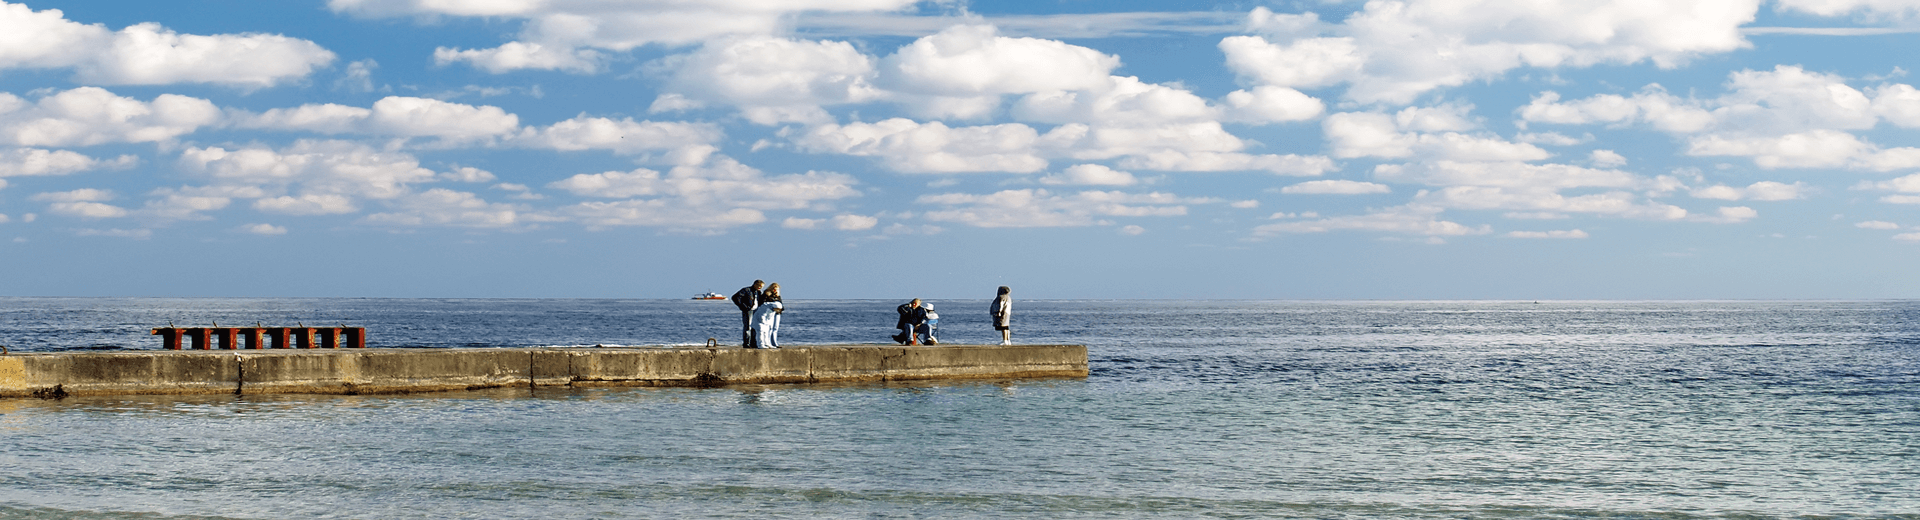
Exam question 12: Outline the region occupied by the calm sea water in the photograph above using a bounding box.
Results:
[1,298,1917,519]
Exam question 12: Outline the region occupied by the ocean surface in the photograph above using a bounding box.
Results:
[1,298,1917,519]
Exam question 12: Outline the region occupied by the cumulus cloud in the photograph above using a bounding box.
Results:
[333,0,919,73]
[176,140,453,217]
[1223,3,1759,105]
[32,188,127,219]
[1325,109,1549,161]
[1856,220,1901,229]
[550,153,861,231]
[361,189,552,229]
[0,2,333,87]
[512,115,722,155]
[0,87,220,147]
[652,37,880,125]
[783,214,879,231]
[234,96,519,142]
[1372,161,1645,189]
[240,223,287,235]
[0,148,135,178]
[1038,164,1138,186]
[1414,186,1691,220]
[916,189,1214,228]
[795,118,1054,173]
[881,25,1119,98]
[1506,229,1589,239]
[1281,180,1391,194]
[1521,66,1920,171]
[1253,204,1490,237]
[1689,181,1809,200]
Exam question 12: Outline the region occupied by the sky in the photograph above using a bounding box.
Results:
[4,0,1920,299]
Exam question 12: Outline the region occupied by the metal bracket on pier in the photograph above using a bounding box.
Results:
[149,326,367,350]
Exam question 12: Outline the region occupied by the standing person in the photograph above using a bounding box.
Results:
[759,283,784,348]
[893,298,924,345]
[731,280,765,347]
[751,294,783,349]
[990,286,1012,345]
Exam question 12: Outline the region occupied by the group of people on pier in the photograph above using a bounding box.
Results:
[729,281,1014,348]
[730,280,784,349]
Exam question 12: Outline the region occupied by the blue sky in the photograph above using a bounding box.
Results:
[4,0,1920,299]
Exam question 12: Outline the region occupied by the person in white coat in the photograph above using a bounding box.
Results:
[750,283,784,348]
[751,300,783,348]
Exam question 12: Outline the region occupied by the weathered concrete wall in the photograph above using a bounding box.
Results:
[0,344,1088,398]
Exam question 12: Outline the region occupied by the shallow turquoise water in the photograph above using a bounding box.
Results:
[2,299,1917,518]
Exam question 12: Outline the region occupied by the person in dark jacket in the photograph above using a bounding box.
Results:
[892,298,925,345]
[731,280,765,347]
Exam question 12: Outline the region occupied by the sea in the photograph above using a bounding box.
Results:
[0,298,1916,519]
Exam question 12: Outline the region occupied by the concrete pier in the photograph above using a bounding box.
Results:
[0,344,1088,398]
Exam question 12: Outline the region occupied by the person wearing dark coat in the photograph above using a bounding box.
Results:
[892,298,926,345]
[731,280,765,347]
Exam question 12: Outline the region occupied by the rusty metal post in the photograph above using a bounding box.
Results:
[239,328,264,349]
[316,327,341,349]
[343,327,366,348]
[151,328,184,350]
[265,327,291,349]
[211,328,240,350]
[184,328,211,350]
[292,327,314,349]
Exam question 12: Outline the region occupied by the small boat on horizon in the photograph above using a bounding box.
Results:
[692,292,726,300]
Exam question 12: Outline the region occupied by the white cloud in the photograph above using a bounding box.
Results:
[1856,220,1901,229]
[76,227,149,238]
[176,140,455,218]
[33,189,127,219]
[1506,229,1589,239]
[831,214,879,230]
[1697,205,1759,223]
[1223,2,1759,105]
[236,96,519,142]
[1253,204,1490,237]
[1325,110,1549,161]
[1516,88,1715,133]
[1414,186,1691,220]
[1230,199,1260,208]
[1689,181,1808,200]
[335,0,919,73]
[1776,0,1920,20]
[652,37,880,125]
[240,223,288,235]
[916,189,1213,228]
[1114,150,1336,175]
[0,2,334,87]
[1590,149,1627,167]
[1896,232,1920,241]
[0,148,135,177]
[1281,180,1390,195]
[361,189,548,229]
[0,87,220,147]
[1685,130,1920,170]
[795,118,1052,173]
[551,154,861,231]
[434,41,601,74]
[512,116,722,155]
[1119,224,1146,235]
[1038,164,1137,186]
[1372,161,1644,189]
[1223,86,1326,124]
[880,25,1119,97]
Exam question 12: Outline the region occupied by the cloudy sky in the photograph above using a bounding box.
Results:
[4,0,1920,299]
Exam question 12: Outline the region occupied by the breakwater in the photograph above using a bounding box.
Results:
[0,344,1088,398]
